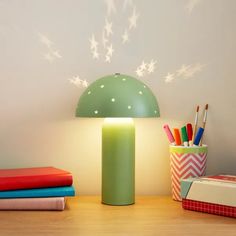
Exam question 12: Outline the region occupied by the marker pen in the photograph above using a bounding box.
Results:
[173,128,181,146]
[193,127,204,146]
[181,126,189,147]
[163,124,176,145]
[187,123,193,146]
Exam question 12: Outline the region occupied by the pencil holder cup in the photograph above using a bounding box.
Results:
[169,145,207,201]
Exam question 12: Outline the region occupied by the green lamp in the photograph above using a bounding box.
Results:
[75,73,160,205]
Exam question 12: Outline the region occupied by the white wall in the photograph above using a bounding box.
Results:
[0,0,236,195]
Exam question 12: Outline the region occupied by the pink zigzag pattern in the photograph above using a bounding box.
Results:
[171,157,206,173]
[171,153,206,166]
[170,152,207,201]
[171,153,206,168]
[171,159,206,177]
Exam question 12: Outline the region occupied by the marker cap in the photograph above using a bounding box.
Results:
[181,126,188,143]
[163,124,175,143]
[193,127,204,146]
[173,128,181,146]
[186,123,193,141]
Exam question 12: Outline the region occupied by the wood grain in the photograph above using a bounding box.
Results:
[0,196,235,236]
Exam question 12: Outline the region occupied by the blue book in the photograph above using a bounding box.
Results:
[0,186,75,199]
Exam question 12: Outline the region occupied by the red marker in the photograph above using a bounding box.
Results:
[186,123,193,141]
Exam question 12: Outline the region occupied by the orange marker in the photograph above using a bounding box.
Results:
[173,128,182,146]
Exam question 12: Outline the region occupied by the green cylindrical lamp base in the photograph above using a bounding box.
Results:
[102,118,135,205]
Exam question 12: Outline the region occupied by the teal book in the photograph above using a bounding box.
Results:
[0,186,75,198]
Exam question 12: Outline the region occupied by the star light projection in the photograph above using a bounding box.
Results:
[68,76,89,88]
[164,63,205,83]
[68,0,205,89]
[89,0,139,65]
[135,60,157,77]
[122,29,129,44]
[105,0,116,16]
[38,32,62,63]
[128,7,139,30]
[104,18,113,37]
[89,34,99,59]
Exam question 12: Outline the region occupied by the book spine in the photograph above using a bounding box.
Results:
[0,197,65,211]
[0,186,75,198]
[0,174,73,191]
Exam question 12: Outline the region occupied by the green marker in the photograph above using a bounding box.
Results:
[181,126,189,147]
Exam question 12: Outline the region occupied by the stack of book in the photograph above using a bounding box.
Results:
[0,167,75,211]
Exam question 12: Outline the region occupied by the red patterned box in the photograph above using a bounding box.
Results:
[182,199,236,218]
[181,175,236,218]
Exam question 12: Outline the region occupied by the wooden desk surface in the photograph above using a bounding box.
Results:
[0,196,235,236]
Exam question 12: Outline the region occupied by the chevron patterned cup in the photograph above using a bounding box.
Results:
[169,145,208,201]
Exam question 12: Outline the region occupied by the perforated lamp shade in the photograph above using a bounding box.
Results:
[75,74,160,118]
[75,74,160,206]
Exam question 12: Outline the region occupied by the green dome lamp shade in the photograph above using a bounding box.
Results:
[75,73,160,205]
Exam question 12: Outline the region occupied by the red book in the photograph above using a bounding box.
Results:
[0,167,73,191]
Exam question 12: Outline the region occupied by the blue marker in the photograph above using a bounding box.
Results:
[193,127,204,146]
